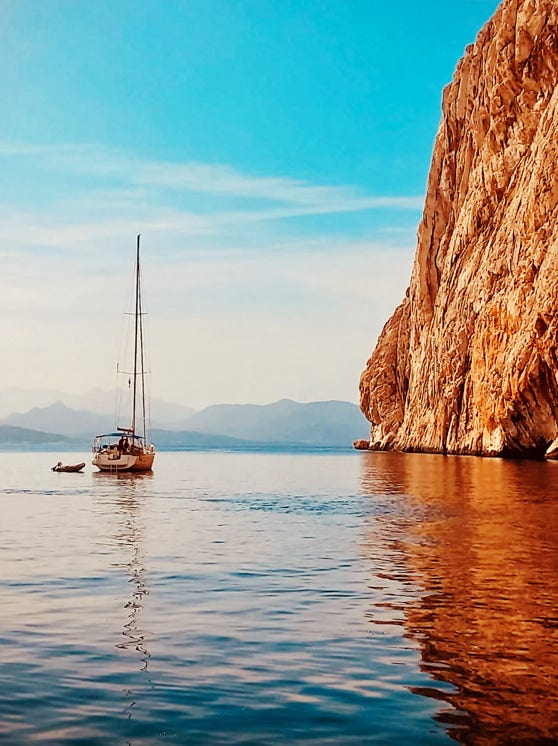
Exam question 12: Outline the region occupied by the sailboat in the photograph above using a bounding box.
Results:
[92,235,156,472]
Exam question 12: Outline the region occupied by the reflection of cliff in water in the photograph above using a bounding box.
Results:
[360,452,558,745]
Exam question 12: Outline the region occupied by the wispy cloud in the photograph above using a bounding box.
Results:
[129,159,422,210]
[0,141,423,215]
[0,141,424,262]
[0,140,419,405]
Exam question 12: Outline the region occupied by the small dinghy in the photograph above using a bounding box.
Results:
[51,462,86,473]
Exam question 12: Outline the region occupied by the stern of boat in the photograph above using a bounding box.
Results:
[92,451,138,471]
[131,450,155,470]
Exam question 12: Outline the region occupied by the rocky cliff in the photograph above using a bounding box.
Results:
[360,0,558,457]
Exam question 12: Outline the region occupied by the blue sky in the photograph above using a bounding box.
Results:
[1,0,500,409]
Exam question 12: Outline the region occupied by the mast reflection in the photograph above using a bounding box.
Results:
[93,471,153,717]
[360,452,558,744]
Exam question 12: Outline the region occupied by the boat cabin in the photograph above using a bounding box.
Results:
[92,432,152,456]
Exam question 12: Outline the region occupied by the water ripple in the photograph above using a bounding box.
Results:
[2,451,557,743]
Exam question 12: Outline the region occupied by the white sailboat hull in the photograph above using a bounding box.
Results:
[92,448,155,472]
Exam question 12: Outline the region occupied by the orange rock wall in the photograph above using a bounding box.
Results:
[360,0,558,456]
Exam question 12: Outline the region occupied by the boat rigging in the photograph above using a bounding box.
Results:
[92,235,156,472]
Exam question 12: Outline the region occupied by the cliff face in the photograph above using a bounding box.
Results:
[360,0,558,457]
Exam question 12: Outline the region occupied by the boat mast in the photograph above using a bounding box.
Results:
[132,234,140,435]
[138,246,147,442]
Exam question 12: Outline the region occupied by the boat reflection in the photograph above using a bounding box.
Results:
[360,452,558,744]
[93,471,153,718]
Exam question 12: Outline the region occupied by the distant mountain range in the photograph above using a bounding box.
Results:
[2,402,112,437]
[0,390,369,449]
[176,399,368,446]
[0,387,195,424]
[0,425,72,446]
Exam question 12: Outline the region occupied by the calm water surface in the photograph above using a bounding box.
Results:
[1,450,557,745]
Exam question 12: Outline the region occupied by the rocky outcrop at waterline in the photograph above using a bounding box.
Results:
[359,0,558,457]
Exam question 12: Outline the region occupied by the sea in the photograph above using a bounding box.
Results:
[1,449,557,745]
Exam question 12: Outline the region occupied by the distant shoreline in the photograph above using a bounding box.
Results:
[0,444,359,454]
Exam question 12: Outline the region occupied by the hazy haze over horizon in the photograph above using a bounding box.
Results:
[1,0,499,409]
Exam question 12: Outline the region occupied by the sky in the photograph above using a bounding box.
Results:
[0,0,500,410]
